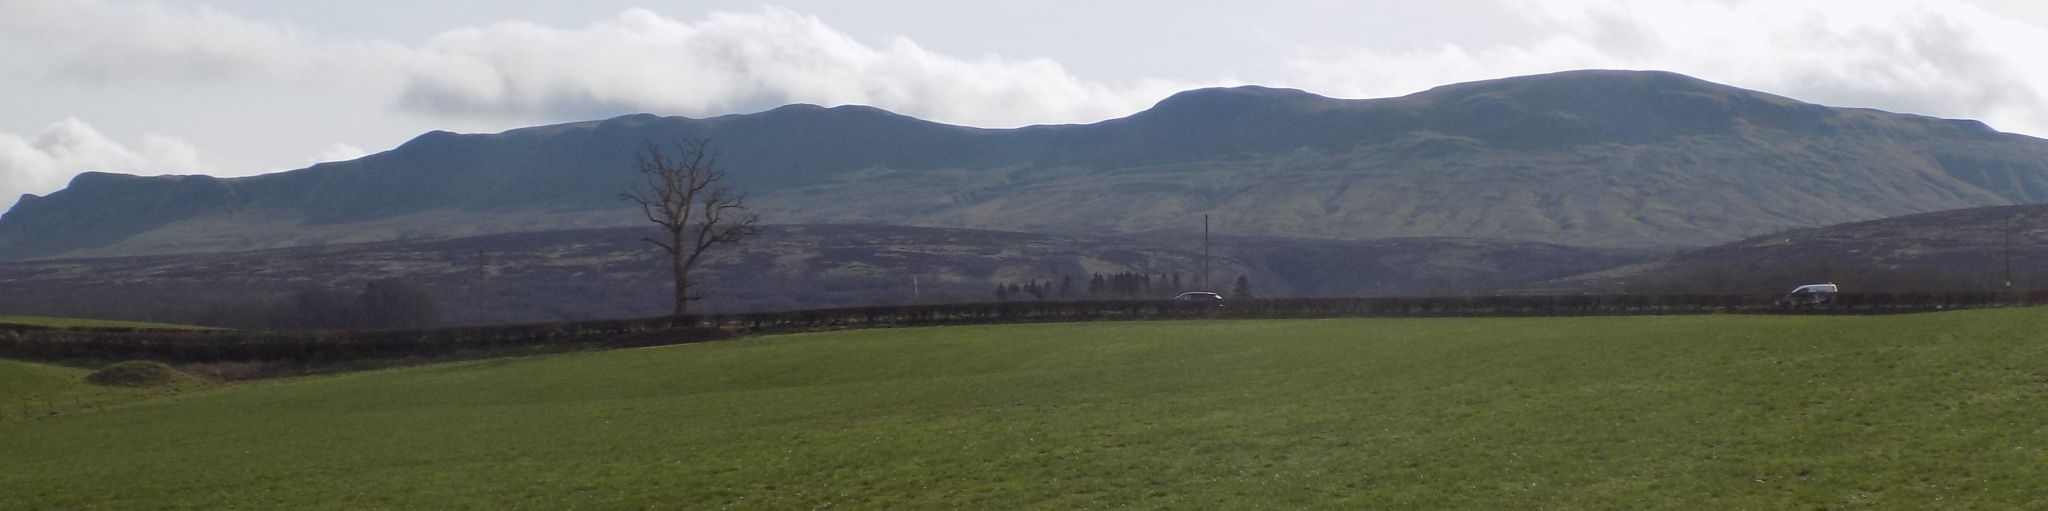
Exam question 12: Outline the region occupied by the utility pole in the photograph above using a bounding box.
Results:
[2005,213,2014,289]
[1202,214,1211,290]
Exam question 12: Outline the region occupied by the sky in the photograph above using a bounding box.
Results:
[5,0,2048,211]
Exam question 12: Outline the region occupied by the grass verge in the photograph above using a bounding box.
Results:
[0,315,215,330]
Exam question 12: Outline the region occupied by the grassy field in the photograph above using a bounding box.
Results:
[0,314,213,330]
[4,310,2048,508]
[0,359,211,420]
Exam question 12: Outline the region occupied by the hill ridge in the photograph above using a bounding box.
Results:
[6,69,2048,260]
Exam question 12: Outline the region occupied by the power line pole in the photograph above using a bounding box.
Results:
[1202,214,1211,290]
[2005,213,2014,289]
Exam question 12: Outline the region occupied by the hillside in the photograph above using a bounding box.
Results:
[8,312,2048,507]
[1559,204,2048,294]
[7,70,2048,260]
[0,225,1645,326]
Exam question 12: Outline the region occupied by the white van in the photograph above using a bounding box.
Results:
[1173,292,1225,307]
[1775,283,1839,306]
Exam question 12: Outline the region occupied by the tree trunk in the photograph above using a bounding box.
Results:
[672,235,689,317]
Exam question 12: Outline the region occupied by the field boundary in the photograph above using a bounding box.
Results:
[1,291,2035,368]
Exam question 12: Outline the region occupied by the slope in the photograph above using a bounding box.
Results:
[1559,204,2048,293]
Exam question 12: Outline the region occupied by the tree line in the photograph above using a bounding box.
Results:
[194,278,443,330]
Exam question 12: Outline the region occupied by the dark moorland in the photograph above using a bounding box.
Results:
[0,224,1647,326]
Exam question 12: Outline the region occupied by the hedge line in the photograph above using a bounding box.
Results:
[2,291,2037,364]
[0,319,728,364]
[703,291,2037,329]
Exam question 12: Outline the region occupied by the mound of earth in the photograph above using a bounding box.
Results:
[85,361,199,387]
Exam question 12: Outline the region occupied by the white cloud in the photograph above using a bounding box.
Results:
[391,7,1198,126]
[312,143,368,164]
[1281,0,2048,137]
[0,118,208,211]
[1,0,400,89]
[4,0,2048,214]
[14,0,2046,138]
[3,2,1196,129]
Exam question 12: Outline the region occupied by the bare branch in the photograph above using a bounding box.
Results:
[620,138,758,316]
[640,236,677,255]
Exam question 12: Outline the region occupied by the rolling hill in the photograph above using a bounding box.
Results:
[1557,204,2048,294]
[6,69,2048,260]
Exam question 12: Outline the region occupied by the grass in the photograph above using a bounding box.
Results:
[0,314,214,330]
[4,310,2048,508]
[0,359,211,420]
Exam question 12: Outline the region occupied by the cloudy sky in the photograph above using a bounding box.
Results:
[5,0,2048,211]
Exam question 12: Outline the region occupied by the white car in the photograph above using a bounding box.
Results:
[1172,292,1225,305]
[1775,283,1839,306]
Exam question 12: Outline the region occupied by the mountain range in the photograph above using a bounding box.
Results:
[7,69,2048,261]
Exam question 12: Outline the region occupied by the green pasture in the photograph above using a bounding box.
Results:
[0,314,214,330]
[4,310,2048,508]
[0,358,210,420]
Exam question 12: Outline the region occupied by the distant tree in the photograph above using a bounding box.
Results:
[1110,272,1141,297]
[1059,275,1078,300]
[194,298,273,329]
[995,284,1011,301]
[621,140,759,316]
[284,284,354,330]
[1233,275,1255,299]
[353,279,442,329]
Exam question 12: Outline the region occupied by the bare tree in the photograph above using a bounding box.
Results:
[621,139,759,316]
